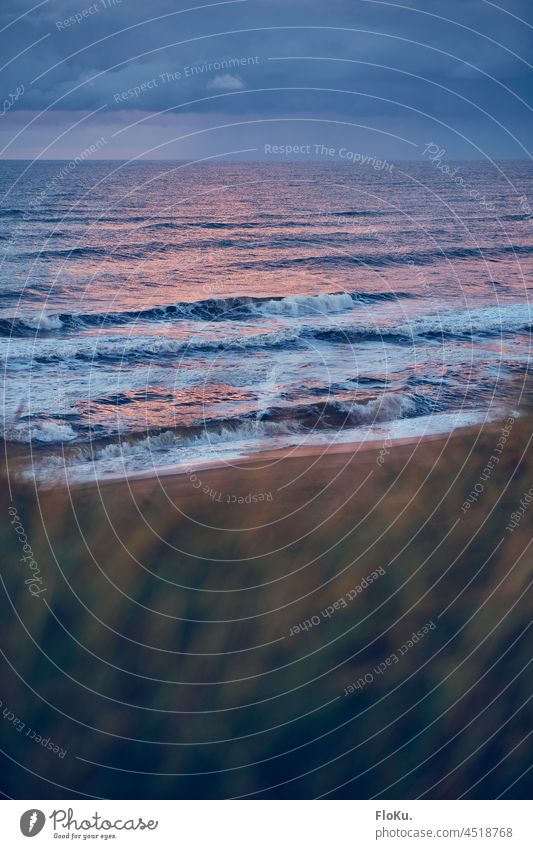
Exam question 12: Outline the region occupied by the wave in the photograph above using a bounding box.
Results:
[253,392,438,427]
[0,208,25,218]
[328,210,387,218]
[2,305,529,365]
[255,291,404,317]
[6,391,437,449]
[25,328,304,364]
[310,327,412,345]
[21,245,145,260]
[0,289,415,337]
[0,313,65,335]
[400,304,531,339]
[22,231,376,259]
[230,244,533,271]
[311,304,531,344]
[4,419,78,444]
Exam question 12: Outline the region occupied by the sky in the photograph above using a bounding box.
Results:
[0,0,532,160]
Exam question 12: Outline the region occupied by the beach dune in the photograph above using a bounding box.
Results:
[1,413,531,799]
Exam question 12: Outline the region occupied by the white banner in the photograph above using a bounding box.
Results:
[0,800,530,848]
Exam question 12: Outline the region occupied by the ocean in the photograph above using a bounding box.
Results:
[1,159,531,482]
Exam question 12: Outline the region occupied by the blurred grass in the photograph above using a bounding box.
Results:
[0,414,531,799]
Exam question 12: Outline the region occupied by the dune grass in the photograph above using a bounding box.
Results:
[1,412,531,799]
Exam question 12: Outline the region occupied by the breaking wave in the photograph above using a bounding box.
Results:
[7,391,437,449]
[0,289,415,336]
[1,303,530,366]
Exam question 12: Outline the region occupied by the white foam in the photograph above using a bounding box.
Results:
[27,406,503,486]
[20,314,64,332]
[399,303,531,337]
[23,391,425,483]
[257,292,355,317]
[0,326,303,365]
[31,422,77,443]
[336,392,417,423]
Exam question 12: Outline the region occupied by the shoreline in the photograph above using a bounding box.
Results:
[94,418,489,502]
[3,407,505,493]
[5,414,490,493]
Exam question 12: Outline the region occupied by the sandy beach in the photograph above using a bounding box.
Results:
[2,410,530,798]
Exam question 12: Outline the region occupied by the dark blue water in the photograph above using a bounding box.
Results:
[0,160,531,481]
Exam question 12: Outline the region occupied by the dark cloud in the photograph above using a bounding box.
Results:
[1,0,531,157]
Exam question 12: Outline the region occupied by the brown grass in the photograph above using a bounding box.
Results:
[1,414,531,799]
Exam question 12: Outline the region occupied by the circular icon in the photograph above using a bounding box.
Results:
[20,810,46,837]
